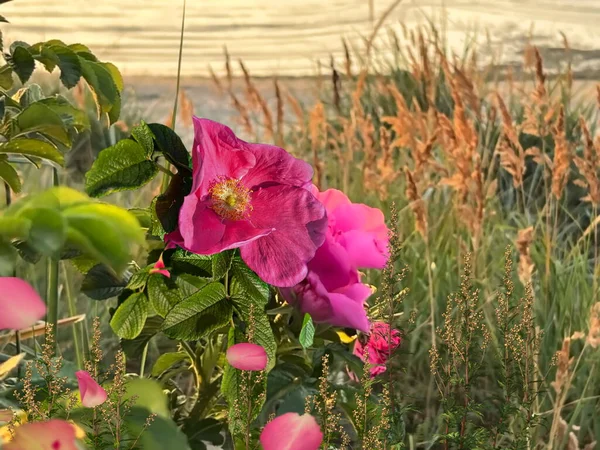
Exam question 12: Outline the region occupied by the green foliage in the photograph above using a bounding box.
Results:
[0,187,143,275]
[299,313,315,349]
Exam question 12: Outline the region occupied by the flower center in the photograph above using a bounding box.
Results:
[208,177,252,221]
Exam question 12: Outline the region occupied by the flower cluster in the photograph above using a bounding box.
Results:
[167,118,389,332]
[354,322,402,377]
[282,188,389,332]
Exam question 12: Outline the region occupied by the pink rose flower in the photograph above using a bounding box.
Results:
[166,118,327,287]
[3,419,79,450]
[316,188,389,270]
[353,322,402,377]
[282,188,389,332]
[260,413,323,450]
[226,343,267,371]
[75,370,107,408]
[0,278,47,331]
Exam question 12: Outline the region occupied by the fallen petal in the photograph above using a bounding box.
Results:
[260,412,323,450]
[3,419,79,450]
[226,343,267,371]
[76,370,107,408]
[0,278,46,331]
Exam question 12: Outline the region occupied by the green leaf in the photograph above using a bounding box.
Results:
[299,313,315,349]
[47,44,82,89]
[13,83,44,106]
[81,264,129,300]
[101,62,124,92]
[60,199,144,273]
[16,102,71,146]
[151,352,189,377]
[110,291,149,339]
[0,138,64,166]
[171,251,212,275]
[0,161,21,193]
[148,275,186,317]
[85,139,158,197]
[147,122,191,172]
[9,45,35,84]
[123,378,170,418]
[0,240,16,276]
[124,406,191,450]
[162,282,231,340]
[0,216,31,239]
[212,251,233,281]
[121,316,164,359]
[80,60,120,120]
[127,268,150,290]
[19,207,66,256]
[38,97,90,131]
[131,121,155,157]
[230,258,270,306]
[0,66,13,90]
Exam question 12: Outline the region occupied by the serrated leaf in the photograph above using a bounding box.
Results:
[15,102,71,146]
[47,44,82,89]
[131,121,154,157]
[147,122,191,173]
[110,291,149,339]
[151,352,189,377]
[127,269,150,290]
[229,258,270,306]
[101,62,124,92]
[299,314,315,349]
[0,160,21,193]
[80,60,120,121]
[13,83,44,106]
[82,264,128,300]
[9,45,34,84]
[147,274,185,317]
[162,282,231,340]
[121,316,164,359]
[212,251,233,281]
[0,137,64,166]
[85,139,158,197]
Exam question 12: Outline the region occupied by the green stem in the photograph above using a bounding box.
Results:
[46,167,60,351]
[139,344,149,378]
[4,181,22,377]
[63,265,84,369]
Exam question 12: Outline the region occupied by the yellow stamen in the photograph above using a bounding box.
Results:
[208,177,252,221]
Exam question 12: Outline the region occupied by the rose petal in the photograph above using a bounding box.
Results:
[0,409,13,423]
[0,278,46,331]
[3,419,79,450]
[191,117,255,197]
[316,188,352,211]
[75,370,107,408]
[306,239,357,291]
[241,142,314,189]
[260,413,323,450]
[226,343,267,371]
[241,185,326,287]
[176,195,272,255]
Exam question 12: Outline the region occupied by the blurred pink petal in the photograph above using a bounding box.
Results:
[260,413,323,450]
[3,419,79,450]
[149,255,171,278]
[226,343,267,371]
[75,370,107,408]
[0,278,46,331]
[0,409,13,423]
